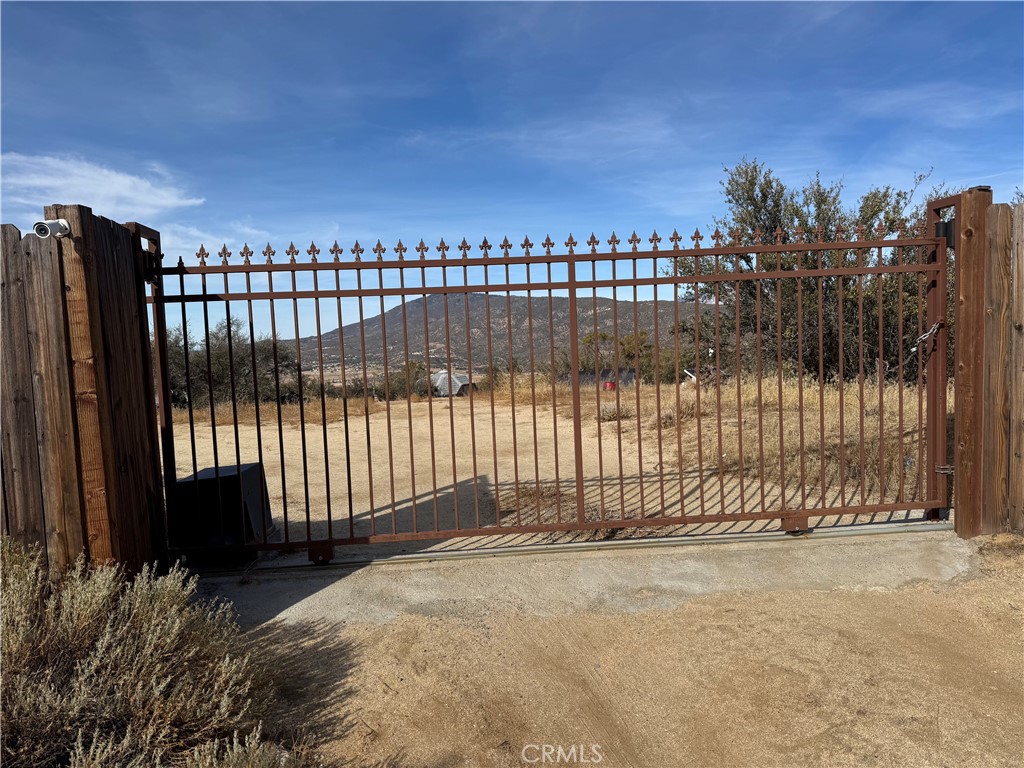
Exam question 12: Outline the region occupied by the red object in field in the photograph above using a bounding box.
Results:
[602,381,616,391]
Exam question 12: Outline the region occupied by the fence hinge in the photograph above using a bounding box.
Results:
[934,220,956,247]
[935,465,954,476]
[142,250,161,284]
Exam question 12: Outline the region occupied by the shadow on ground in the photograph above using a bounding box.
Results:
[247,618,457,767]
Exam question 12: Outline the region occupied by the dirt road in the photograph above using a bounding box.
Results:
[206,530,1024,767]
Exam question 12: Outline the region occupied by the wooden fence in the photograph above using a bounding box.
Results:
[951,192,1024,536]
[1,205,163,573]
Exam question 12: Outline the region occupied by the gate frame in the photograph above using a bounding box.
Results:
[150,224,954,560]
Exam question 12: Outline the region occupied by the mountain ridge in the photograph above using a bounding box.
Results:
[298,293,697,370]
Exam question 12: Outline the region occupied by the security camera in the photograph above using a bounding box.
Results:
[33,219,71,239]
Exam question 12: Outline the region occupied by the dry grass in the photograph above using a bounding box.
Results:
[0,539,320,768]
[599,402,634,422]
[172,374,951,503]
[513,374,950,501]
[176,395,385,427]
[484,374,948,498]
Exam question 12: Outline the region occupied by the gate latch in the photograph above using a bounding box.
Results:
[911,322,943,355]
[935,465,954,475]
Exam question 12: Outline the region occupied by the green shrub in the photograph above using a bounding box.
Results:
[0,538,317,767]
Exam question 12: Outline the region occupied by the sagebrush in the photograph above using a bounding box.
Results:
[0,539,318,767]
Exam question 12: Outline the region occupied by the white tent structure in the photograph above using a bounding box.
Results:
[431,371,476,397]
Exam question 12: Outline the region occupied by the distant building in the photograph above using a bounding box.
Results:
[431,371,477,397]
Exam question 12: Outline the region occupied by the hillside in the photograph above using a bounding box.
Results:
[297,293,697,371]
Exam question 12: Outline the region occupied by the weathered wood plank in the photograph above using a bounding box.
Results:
[1010,203,1024,534]
[953,187,992,538]
[1,469,9,536]
[126,222,171,568]
[982,204,1012,532]
[45,204,115,562]
[95,217,155,568]
[23,234,85,569]
[1,225,48,559]
[42,207,162,571]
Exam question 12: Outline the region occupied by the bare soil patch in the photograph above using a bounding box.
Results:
[173,380,942,545]
[219,533,1023,768]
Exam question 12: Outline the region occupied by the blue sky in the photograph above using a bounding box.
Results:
[2,1,1022,335]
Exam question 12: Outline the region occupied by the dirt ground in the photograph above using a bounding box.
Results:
[206,530,1024,768]
[175,391,930,545]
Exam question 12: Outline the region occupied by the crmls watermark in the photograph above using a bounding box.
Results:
[520,744,604,764]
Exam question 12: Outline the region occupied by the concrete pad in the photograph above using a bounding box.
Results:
[203,529,976,627]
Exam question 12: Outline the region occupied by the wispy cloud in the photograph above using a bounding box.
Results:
[396,108,706,169]
[0,153,205,225]
[847,83,1023,129]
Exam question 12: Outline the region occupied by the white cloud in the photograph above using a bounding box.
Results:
[0,153,205,225]
[847,83,1022,129]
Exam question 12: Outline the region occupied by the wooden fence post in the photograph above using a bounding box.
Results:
[43,204,164,571]
[953,188,1024,537]
[981,203,1013,533]
[952,187,992,537]
[1010,204,1024,534]
[0,205,164,572]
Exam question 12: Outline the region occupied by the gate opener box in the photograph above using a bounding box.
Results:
[171,462,280,549]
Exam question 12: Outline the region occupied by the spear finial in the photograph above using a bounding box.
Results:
[307,241,320,262]
[240,243,253,264]
[197,244,208,265]
[286,242,299,263]
[263,242,275,263]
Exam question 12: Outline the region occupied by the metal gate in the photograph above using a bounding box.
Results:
[149,220,950,561]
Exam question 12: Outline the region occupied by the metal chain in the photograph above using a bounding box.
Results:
[910,321,942,355]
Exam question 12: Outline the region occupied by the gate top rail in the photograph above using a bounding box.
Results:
[156,223,938,276]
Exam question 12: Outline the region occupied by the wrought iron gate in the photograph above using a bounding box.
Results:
[149,221,950,561]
